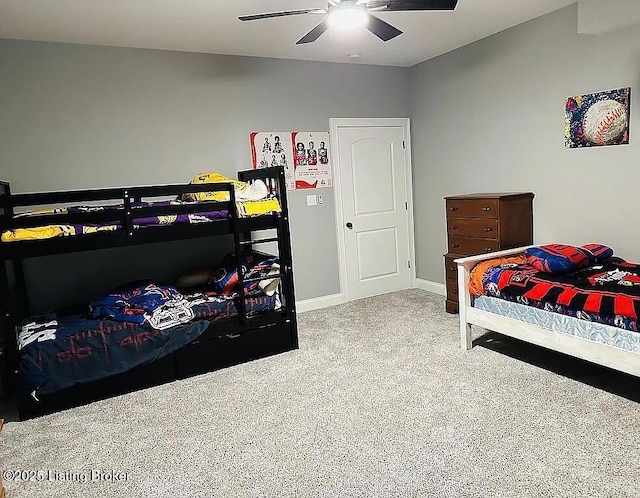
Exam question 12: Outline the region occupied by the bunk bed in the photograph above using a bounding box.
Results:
[0,167,298,420]
[456,246,640,379]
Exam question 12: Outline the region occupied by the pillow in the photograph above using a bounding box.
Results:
[182,172,247,202]
[209,253,254,295]
[525,244,593,274]
[181,172,270,203]
[175,268,213,289]
[208,253,280,296]
[89,283,182,324]
[582,243,614,261]
[469,255,527,296]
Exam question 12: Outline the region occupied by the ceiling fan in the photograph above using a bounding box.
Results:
[239,0,459,45]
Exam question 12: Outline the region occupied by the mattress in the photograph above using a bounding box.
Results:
[474,295,640,354]
[18,292,280,398]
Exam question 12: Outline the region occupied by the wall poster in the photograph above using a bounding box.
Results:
[291,131,332,189]
[250,131,332,190]
[565,87,631,148]
[250,131,295,190]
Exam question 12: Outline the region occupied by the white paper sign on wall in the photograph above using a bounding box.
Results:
[291,131,332,189]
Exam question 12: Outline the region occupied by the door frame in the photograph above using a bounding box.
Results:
[329,117,416,303]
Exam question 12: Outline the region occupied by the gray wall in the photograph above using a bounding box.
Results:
[410,4,640,284]
[5,4,638,298]
[0,40,410,303]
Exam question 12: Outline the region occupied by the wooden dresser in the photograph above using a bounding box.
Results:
[444,192,534,313]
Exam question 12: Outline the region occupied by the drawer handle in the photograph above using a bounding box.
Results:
[226,333,241,339]
[485,248,493,253]
[482,207,492,212]
[483,227,493,232]
[449,207,458,211]
[450,226,458,230]
[452,289,458,295]
[452,244,460,248]
[449,267,455,272]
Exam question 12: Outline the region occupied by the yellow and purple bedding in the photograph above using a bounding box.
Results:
[2,172,281,243]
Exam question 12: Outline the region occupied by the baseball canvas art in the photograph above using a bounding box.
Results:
[565,87,631,148]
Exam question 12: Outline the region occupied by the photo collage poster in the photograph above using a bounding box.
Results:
[250,131,332,190]
[291,131,332,190]
[250,132,295,190]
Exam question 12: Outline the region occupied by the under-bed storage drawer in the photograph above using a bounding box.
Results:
[175,322,295,378]
[19,353,177,420]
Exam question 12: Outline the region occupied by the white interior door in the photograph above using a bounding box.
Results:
[333,120,413,301]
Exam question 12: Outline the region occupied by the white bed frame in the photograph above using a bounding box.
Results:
[456,246,640,378]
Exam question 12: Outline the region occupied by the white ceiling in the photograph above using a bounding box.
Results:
[0,0,577,67]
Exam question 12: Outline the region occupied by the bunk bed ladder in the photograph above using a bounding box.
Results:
[234,167,298,346]
[273,169,298,348]
[230,187,248,326]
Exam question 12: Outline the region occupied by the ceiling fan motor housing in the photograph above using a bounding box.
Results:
[239,0,459,45]
[327,1,369,29]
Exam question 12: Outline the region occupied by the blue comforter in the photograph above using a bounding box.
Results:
[18,293,278,398]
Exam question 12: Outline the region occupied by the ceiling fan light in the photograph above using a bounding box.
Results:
[328,7,368,30]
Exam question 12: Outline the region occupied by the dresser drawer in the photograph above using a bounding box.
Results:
[446,278,459,301]
[447,218,498,238]
[448,236,499,255]
[445,299,459,314]
[444,256,458,281]
[446,199,498,219]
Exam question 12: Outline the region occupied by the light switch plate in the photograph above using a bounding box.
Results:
[306,194,317,206]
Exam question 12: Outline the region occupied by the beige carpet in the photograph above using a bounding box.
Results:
[1,289,639,497]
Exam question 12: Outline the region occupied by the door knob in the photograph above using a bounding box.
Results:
[346,222,353,230]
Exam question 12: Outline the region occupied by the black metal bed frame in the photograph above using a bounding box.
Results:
[0,167,298,419]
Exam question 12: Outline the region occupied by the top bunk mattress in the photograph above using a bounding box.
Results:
[1,171,283,243]
[1,198,280,243]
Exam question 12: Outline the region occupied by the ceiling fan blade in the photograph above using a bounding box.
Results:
[239,9,325,22]
[365,0,458,11]
[366,15,403,41]
[296,20,330,45]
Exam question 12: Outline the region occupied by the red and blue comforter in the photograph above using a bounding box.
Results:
[483,260,640,331]
[18,293,278,398]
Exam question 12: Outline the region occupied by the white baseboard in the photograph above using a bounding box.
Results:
[414,279,446,296]
[297,283,445,312]
[296,293,344,313]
